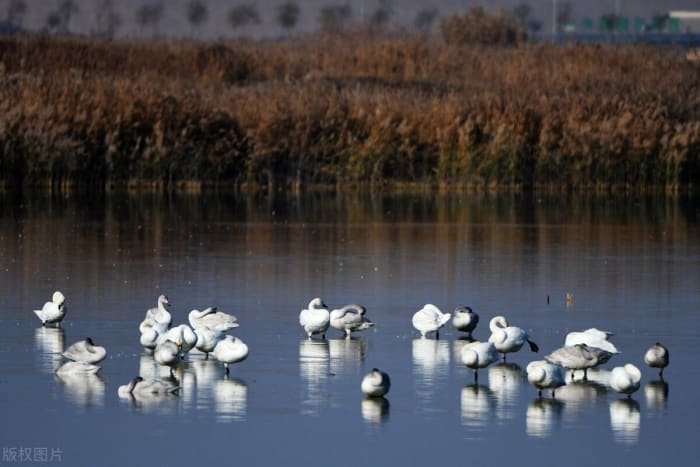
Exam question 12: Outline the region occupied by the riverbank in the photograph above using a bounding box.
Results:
[0,33,698,192]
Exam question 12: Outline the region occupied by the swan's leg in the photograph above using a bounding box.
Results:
[583,368,588,381]
[224,363,230,375]
[436,330,440,339]
[538,389,542,398]
[570,370,576,381]
[474,370,479,383]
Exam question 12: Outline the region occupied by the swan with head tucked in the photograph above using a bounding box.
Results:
[488,315,539,361]
[412,304,451,338]
[157,324,198,354]
[153,340,182,374]
[33,291,66,327]
[117,376,180,397]
[330,304,374,338]
[526,360,566,398]
[545,343,613,381]
[299,298,331,339]
[460,340,499,382]
[55,361,101,376]
[62,337,107,364]
[452,306,479,338]
[565,328,619,354]
[361,368,391,397]
[213,335,249,375]
[610,364,642,397]
[644,343,669,379]
[188,307,238,331]
[140,294,172,335]
[194,326,226,358]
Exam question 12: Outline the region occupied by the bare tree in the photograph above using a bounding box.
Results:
[228,4,260,30]
[318,4,352,32]
[135,2,164,37]
[276,1,300,32]
[96,0,122,38]
[6,0,27,27]
[186,0,208,37]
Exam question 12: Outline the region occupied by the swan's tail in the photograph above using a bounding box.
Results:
[528,339,539,353]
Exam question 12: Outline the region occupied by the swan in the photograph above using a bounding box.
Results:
[153,340,182,373]
[610,364,642,397]
[62,337,107,364]
[361,368,391,397]
[545,343,613,381]
[412,304,451,338]
[452,306,479,338]
[140,294,172,334]
[117,376,180,397]
[213,335,249,374]
[644,342,669,379]
[330,304,374,337]
[188,307,238,331]
[460,340,499,382]
[565,328,619,354]
[299,298,330,339]
[139,327,160,350]
[55,361,100,376]
[33,291,66,327]
[526,360,566,398]
[157,324,198,353]
[487,316,539,361]
[194,326,226,357]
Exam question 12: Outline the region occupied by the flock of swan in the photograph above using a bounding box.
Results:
[34,290,669,406]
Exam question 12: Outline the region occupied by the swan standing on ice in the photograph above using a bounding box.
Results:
[213,335,249,375]
[565,328,619,354]
[644,343,669,379]
[118,376,180,397]
[140,295,172,334]
[487,316,539,361]
[330,304,374,338]
[610,364,642,397]
[545,343,613,381]
[62,337,107,364]
[526,360,566,398]
[412,304,451,338]
[33,291,66,327]
[189,307,238,331]
[299,298,331,339]
[153,340,182,374]
[194,326,226,358]
[361,368,391,397]
[452,306,479,338]
[460,341,499,382]
[157,324,198,354]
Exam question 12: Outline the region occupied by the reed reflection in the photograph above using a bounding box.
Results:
[412,338,450,408]
[609,398,641,445]
[361,397,390,425]
[214,377,247,422]
[299,339,330,416]
[460,384,496,430]
[55,373,105,408]
[488,363,525,423]
[644,380,669,412]
[526,398,565,438]
[34,327,64,374]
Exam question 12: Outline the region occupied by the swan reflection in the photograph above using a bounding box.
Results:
[214,377,247,422]
[55,373,105,408]
[526,398,564,438]
[299,339,330,416]
[644,380,669,412]
[610,398,640,445]
[565,368,612,387]
[361,397,390,425]
[460,384,496,429]
[120,379,181,414]
[34,327,64,373]
[413,339,450,408]
[555,380,608,414]
[488,363,525,422]
[328,337,367,375]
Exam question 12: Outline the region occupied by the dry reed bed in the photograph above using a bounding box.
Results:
[0,33,698,191]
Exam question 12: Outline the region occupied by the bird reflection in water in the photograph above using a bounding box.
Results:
[34,327,64,374]
[328,337,367,376]
[555,379,608,415]
[412,338,450,409]
[526,398,565,438]
[299,339,330,416]
[460,384,496,430]
[488,362,525,423]
[644,379,669,412]
[54,373,105,408]
[609,398,641,445]
[214,376,247,422]
[361,397,390,425]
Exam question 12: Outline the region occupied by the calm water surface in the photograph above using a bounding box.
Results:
[0,192,698,466]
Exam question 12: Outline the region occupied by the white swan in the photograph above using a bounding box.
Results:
[610,363,642,397]
[153,340,181,372]
[117,376,180,397]
[565,328,619,354]
[33,291,66,327]
[644,342,669,379]
[361,368,391,397]
[139,327,160,350]
[526,360,566,398]
[452,305,479,338]
[194,326,226,357]
[157,324,198,353]
[188,307,238,331]
[299,298,330,339]
[412,304,451,338]
[488,315,539,360]
[62,337,107,364]
[140,294,172,334]
[55,361,101,376]
[213,335,249,374]
[460,340,499,382]
[545,343,613,381]
[330,304,374,337]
